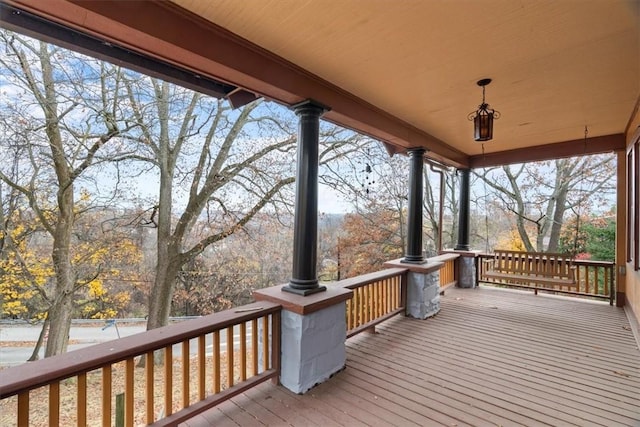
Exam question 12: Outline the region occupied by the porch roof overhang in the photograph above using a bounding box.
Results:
[1,0,638,168]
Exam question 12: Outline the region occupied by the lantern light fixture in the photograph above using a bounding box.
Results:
[468,78,500,142]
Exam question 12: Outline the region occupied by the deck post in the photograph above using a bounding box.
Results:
[283,99,328,296]
[403,148,426,263]
[454,168,471,251]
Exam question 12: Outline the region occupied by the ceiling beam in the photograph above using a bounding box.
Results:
[469,134,626,168]
[0,3,237,100]
[2,0,469,167]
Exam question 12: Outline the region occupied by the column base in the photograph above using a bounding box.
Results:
[282,284,327,296]
[401,256,426,264]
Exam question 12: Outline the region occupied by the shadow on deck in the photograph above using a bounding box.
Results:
[183,286,640,426]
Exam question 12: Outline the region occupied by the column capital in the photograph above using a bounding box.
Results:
[407,147,426,157]
[291,99,330,116]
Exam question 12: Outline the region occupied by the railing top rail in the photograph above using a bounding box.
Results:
[492,250,573,258]
[0,301,281,399]
[338,268,408,289]
[430,253,460,262]
[479,251,614,267]
[573,259,615,266]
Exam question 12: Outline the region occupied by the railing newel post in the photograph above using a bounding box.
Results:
[271,310,281,385]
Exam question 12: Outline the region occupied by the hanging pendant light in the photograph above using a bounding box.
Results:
[468,78,500,142]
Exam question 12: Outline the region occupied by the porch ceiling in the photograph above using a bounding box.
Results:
[172,0,638,158]
[2,0,639,167]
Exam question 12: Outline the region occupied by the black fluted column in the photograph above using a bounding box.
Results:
[283,100,328,296]
[403,148,426,264]
[455,168,471,251]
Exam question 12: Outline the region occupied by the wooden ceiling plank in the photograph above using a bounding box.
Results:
[2,0,468,167]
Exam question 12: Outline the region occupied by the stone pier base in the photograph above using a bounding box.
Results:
[443,250,481,288]
[406,270,440,318]
[254,286,352,394]
[278,303,347,393]
[457,255,476,288]
[384,259,443,319]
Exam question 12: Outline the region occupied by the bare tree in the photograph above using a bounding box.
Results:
[0,32,131,356]
[474,155,616,252]
[120,75,365,332]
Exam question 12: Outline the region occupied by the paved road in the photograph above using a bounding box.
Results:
[0,323,248,367]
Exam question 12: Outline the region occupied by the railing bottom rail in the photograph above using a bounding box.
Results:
[151,369,278,427]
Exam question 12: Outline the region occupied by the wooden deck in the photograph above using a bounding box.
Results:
[181,286,640,426]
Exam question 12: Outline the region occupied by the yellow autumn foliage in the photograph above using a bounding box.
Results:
[495,229,526,251]
[1,209,143,319]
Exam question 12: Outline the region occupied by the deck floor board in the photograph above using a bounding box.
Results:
[182,286,640,426]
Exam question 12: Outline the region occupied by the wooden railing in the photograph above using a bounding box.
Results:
[0,302,281,427]
[573,259,616,305]
[432,253,459,292]
[478,253,615,305]
[339,268,407,338]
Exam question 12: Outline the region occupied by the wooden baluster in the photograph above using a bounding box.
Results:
[271,311,281,384]
[377,281,382,315]
[367,285,372,323]
[213,330,221,393]
[145,351,154,425]
[357,287,363,327]
[360,286,364,324]
[198,336,206,401]
[386,278,391,313]
[380,280,385,316]
[227,327,234,388]
[584,266,590,294]
[17,391,29,427]
[102,365,112,427]
[49,381,60,426]
[393,278,398,311]
[251,319,258,376]
[240,322,247,381]
[354,289,359,325]
[262,316,270,372]
[368,284,373,319]
[374,281,380,318]
[576,265,582,292]
[370,283,376,320]
[164,346,173,416]
[77,372,87,427]
[125,358,134,427]
[182,341,190,408]
[394,276,399,308]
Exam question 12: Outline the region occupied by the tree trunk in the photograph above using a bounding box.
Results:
[147,254,181,331]
[40,39,77,358]
[27,316,49,361]
[547,188,568,252]
[45,184,75,357]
